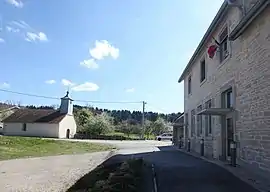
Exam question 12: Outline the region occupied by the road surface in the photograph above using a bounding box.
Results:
[91,140,258,192]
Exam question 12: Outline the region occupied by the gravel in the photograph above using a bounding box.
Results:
[0,151,112,192]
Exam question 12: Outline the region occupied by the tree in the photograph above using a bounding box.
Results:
[144,120,153,139]
[82,112,114,135]
[74,108,93,131]
[151,117,167,136]
[121,121,132,137]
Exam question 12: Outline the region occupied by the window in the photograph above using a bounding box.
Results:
[205,100,212,136]
[200,59,206,82]
[222,88,233,109]
[191,110,195,137]
[22,123,27,131]
[219,27,229,62]
[185,113,188,125]
[188,76,192,94]
[197,105,202,136]
[226,89,233,108]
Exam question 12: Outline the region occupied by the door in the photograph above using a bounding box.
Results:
[226,118,234,158]
[66,129,70,139]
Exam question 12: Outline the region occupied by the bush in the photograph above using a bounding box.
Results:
[74,132,144,141]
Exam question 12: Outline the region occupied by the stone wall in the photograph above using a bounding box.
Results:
[183,2,270,173]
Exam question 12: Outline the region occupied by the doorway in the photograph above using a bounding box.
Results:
[66,129,70,139]
[226,118,234,158]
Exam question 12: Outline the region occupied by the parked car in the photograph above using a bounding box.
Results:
[156,133,173,141]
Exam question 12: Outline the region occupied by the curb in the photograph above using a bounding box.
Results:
[175,147,269,192]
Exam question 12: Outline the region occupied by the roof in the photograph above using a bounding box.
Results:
[61,91,74,101]
[3,109,66,123]
[178,1,228,83]
[173,113,184,123]
[229,0,269,40]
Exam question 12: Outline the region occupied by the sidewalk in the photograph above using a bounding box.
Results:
[175,146,270,192]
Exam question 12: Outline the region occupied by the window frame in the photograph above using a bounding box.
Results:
[221,88,234,109]
[188,76,192,95]
[219,27,229,63]
[197,105,203,136]
[191,109,195,137]
[200,59,206,83]
[22,123,27,131]
[205,99,212,136]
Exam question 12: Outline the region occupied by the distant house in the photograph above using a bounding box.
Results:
[0,103,20,134]
[2,92,77,138]
[172,113,184,145]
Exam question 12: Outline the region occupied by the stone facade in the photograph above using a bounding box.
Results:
[181,1,270,175]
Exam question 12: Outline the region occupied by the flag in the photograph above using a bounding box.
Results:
[207,37,220,59]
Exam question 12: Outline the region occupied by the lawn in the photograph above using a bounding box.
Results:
[0,136,115,161]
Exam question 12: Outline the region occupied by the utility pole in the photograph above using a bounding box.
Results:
[142,101,147,139]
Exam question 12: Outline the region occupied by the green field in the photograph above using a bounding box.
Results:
[0,136,115,161]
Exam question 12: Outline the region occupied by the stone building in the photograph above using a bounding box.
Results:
[172,113,184,146]
[178,0,270,176]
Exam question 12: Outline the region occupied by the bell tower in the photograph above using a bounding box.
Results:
[60,91,73,115]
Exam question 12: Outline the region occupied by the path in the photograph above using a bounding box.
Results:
[0,151,111,192]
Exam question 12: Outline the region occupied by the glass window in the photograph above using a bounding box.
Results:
[22,123,27,131]
[219,27,229,62]
[191,110,195,137]
[205,100,212,136]
[197,105,202,136]
[200,59,206,82]
[188,76,192,94]
[226,90,233,108]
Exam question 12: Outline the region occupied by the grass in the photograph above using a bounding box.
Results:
[0,136,116,161]
[106,132,140,139]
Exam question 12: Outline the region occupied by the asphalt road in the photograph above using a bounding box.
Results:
[86,140,258,192]
[59,139,258,191]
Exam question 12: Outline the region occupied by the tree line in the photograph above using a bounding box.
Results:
[26,104,182,124]
[26,104,183,138]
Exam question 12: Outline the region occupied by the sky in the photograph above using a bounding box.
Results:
[0,0,224,113]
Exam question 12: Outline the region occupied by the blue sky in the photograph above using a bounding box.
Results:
[0,0,223,113]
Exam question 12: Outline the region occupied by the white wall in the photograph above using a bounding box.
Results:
[3,123,59,138]
[59,115,77,138]
[0,122,3,134]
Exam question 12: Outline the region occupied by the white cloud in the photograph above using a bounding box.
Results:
[0,38,5,43]
[71,82,99,92]
[6,21,49,43]
[6,26,20,33]
[80,59,99,69]
[6,0,23,8]
[89,40,119,60]
[126,88,135,93]
[61,79,75,87]
[25,32,48,42]
[11,20,30,29]
[45,80,56,84]
[0,82,10,88]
